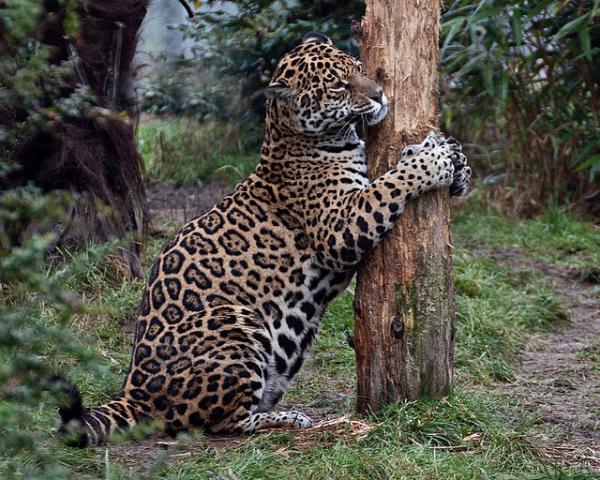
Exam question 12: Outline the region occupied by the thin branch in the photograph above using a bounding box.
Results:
[111,21,125,105]
[66,39,89,86]
[176,0,195,18]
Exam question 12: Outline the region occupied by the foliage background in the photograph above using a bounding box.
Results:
[440,0,599,215]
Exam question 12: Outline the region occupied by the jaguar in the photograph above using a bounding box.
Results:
[58,31,471,446]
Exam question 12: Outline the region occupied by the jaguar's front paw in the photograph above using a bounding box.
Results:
[400,130,446,163]
[433,151,455,189]
[399,131,471,196]
[444,138,471,196]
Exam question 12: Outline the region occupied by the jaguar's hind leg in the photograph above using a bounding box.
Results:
[234,410,313,433]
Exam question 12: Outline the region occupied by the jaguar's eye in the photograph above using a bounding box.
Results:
[329,81,348,93]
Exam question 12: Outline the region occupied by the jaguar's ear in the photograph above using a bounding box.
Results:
[263,81,296,102]
[302,31,332,45]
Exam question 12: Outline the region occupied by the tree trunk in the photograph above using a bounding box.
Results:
[353,0,455,413]
[5,0,149,278]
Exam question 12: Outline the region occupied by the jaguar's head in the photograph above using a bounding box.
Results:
[265,32,388,137]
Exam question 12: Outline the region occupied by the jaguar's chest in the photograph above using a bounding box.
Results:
[319,141,369,189]
[262,260,352,370]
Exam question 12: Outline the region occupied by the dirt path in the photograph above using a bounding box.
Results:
[486,247,600,471]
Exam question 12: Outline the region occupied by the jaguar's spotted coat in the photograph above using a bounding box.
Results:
[58,32,471,446]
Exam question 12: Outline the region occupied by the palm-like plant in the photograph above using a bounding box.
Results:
[441,0,599,215]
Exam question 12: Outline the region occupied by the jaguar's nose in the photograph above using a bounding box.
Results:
[369,87,384,103]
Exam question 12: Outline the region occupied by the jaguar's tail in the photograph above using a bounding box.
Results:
[56,377,147,447]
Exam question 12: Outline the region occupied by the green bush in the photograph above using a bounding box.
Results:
[0,184,100,478]
[0,1,82,161]
[141,60,237,119]
[0,3,103,477]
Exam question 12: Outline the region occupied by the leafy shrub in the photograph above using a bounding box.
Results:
[441,0,599,214]
[0,3,111,476]
[141,59,238,119]
[0,183,100,478]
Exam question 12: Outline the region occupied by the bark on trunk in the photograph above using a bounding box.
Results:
[353,0,456,413]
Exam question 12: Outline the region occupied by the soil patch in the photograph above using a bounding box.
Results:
[485,247,600,471]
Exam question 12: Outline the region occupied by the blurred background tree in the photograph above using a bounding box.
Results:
[1,0,149,278]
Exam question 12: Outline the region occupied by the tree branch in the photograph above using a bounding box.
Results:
[176,0,195,18]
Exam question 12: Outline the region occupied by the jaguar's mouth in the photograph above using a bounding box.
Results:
[364,94,389,126]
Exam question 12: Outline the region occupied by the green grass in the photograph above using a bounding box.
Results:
[1,198,598,478]
[139,395,559,480]
[138,119,258,187]
[453,249,569,382]
[453,200,600,278]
